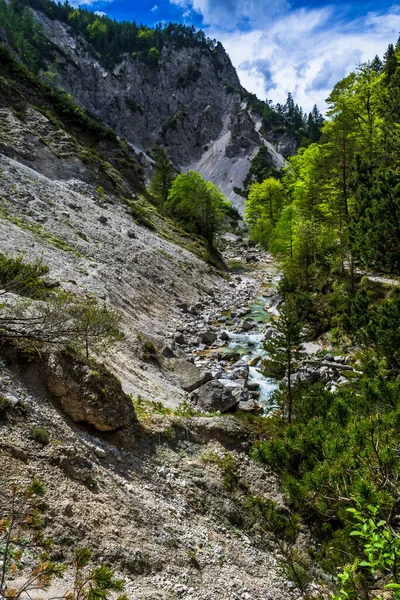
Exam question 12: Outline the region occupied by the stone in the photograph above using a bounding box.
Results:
[62,501,74,517]
[45,348,136,432]
[223,351,240,362]
[59,450,93,482]
[237,400,263,415]
[98,215,108,224]
[94,446,107,458]
[127,230,136,239]
[242,320,255,331]
[170,358,213,392]
[220,331,229,341]
[188,305,198,315]
[174,332,185,345]
[198,331,218,344]
[248,355,261,367]
[191,380,238,413]
[222,379,249,403]
[161,345,175,358]
[247,382,260,391]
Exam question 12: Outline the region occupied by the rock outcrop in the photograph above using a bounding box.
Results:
[29,11,285,212]
[45,349,136,431]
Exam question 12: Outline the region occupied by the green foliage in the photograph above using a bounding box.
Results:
[0,481,66,600]
[333,505,400,599]
[166,171,231,244]
[66,293,124,359]
[243,146,281,192]
[244,177,284,246]
[150,147,176,206]
[0,253,51,299]
[129,200,156,230]
[0,394,12,417]
[262,295,306,422]
[31,427,50,445]
[201,451,243,490]
[14,0,217,70]
[0,256,123,358]
[177,61,201,88]
[0,0,44,73]
[67,548,127,600]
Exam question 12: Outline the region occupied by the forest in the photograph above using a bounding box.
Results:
[245,39,400,600]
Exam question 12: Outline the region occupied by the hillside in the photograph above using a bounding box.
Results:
[0,0,292,212]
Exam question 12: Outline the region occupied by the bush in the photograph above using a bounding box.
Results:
[0,253,50,299]
[0,394,12,417]
[31,427,50,445]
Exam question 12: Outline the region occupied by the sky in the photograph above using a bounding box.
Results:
[71,0,400,114]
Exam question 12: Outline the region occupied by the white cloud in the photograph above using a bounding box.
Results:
[151,4,159,11]
[69,0,113,7]
[94,10,107,16]
[169,0,289,27]
[208,7,400,113]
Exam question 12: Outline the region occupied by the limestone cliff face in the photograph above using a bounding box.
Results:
[35,12,285,211]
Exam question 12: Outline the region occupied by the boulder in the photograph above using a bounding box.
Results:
[198,331,218,344]
[220,331,230,341]
[223,351,240,362]
[222,379,249,403]
[174,332,185,345]
[242,320,255,331]
[191,380,238,413]
[237,400,263,414]
[248,355,261,367]
[45,349,136,432]
[247,382,260,391]
[170,358,212,392]
[161,345,175,358]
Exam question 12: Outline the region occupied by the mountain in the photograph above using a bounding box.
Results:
[1,1,287,212]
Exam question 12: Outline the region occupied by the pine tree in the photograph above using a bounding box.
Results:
[263,297,305,422]
[150,147,176,205]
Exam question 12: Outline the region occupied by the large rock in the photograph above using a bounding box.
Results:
[44,349,136,431]
[221,379,249,403]
[198,331,218,344]
[170,358,212,392]
[191,380,238,413]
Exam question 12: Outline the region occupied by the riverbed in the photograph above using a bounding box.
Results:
[178,242,284,413]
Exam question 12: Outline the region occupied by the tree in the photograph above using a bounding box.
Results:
[150,147,176,205]
[0,480,66,600]
[1,482,128,600]
[0,256,123,360]
[66,548,128,600]
[166,171,230,244]
[66,293,124,359]
[245,178,284,246]
[262,296,305,422]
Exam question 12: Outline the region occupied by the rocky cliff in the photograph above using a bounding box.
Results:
[32,11,285,212]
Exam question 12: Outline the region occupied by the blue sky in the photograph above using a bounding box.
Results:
[72,0,400,113]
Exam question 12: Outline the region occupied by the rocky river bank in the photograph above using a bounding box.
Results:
[159,239,360,415]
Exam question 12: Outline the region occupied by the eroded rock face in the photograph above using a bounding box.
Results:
[44,349,136,431]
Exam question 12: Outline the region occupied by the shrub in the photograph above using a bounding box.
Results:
[0,394,12,417]
[31,427,50,445]
[0,253,50,299]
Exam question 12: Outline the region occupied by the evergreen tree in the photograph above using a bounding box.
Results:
[150,147,176,205]
[263,296,305,422]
